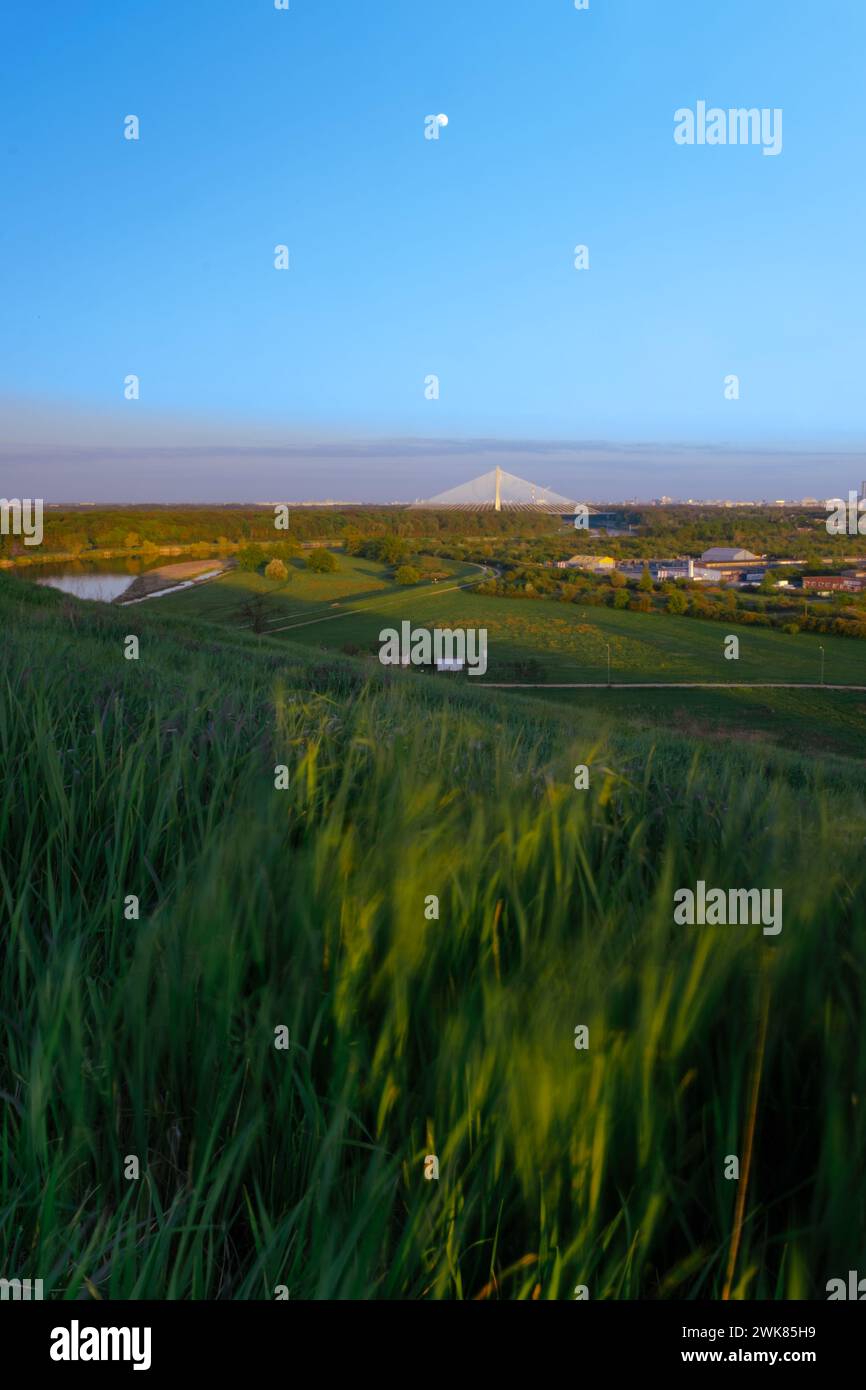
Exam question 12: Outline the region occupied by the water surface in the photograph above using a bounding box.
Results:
[30,557,172,603]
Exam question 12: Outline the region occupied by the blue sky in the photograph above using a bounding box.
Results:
[1,0,864,501]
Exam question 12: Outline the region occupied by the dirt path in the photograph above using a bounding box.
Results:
[476,682,866,691]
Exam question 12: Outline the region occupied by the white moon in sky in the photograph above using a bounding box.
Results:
[437,114,449,127]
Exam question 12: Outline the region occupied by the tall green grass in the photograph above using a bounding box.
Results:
[1,573,865,1298]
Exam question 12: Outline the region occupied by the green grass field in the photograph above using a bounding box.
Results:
[161,552,479,629]
[165,552,405,619]
[165,557,866,683]
[2,569,865,1299]
[163,558,866,759]
[522,686,866,761]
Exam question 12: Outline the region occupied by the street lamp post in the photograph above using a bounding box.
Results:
[819,644,825,687]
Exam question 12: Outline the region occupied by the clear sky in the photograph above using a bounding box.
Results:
[1,0,864,501]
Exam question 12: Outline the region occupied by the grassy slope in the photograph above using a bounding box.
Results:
[1,571,865,1299]
[166,563,866,759]
[160,553,478,628]
[166,563,866,683]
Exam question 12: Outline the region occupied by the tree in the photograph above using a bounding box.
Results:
[265,558,289,581]
[638,566,654,592]
[306,549,338,573]
[272,538,300,560]
[395,565,421,585]
[666,590,688,614]
[609,570,627,589]
[377,535,410,566]
[124,532,141,551]
[237,544,267,572]
[237,595,269,634]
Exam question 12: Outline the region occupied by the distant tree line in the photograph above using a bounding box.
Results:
[7,503,863,576]
[1,506,563,560]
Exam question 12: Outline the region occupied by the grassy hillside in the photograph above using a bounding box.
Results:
[164,560,866,759]
[1,570,865,1299]
[164,560,866,685]
[159,552,481,631]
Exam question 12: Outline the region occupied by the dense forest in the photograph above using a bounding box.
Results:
[2,502,862,567]
[0,505,559,559]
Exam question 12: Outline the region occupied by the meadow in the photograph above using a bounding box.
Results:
[159,551,480,628]
[164,557,866,760]
[1,569,865,1299]
[165,555,866,683]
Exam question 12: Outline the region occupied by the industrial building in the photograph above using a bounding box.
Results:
[695,547,766,583]
[618,558,719,582]
[554,554,616,572]
[802,575,866,594]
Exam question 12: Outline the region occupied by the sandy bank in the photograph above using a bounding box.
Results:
[115,559,231,604]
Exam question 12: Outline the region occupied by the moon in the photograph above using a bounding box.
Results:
[437,114,449,127]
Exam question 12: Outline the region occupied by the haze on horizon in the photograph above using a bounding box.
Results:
[1,417,863,506]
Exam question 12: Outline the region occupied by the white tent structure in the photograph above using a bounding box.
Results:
[411,466,581,513]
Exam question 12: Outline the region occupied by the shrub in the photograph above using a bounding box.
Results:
[306,549,338,573]
[395,565,422,585]
[265,558,289,581]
